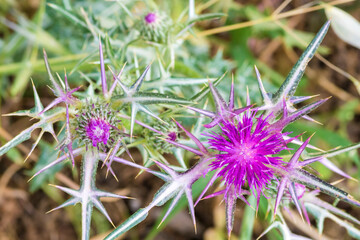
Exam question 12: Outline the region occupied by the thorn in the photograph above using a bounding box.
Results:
[123,196,136,200]
[105,167,119,182]
[299,211,305,223]
[309,132,316,139]
[272,212,276,222]
[157,136,167,142]
[112,172,119,182]
[46,208,56,214]
[157,220,165,229]
[110,220,116,228]
[331,178,346,186]
[135,170,144,179]
[246,86,250,106]
[101,151,112,168]
[27,175,36,182]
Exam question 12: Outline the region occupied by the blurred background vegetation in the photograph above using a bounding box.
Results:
[0,0,360,239]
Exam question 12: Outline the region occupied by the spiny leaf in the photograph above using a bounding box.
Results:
[190,72,226,102]
[290,169,360,208]
[308,142,360,158]
[105,181,183,240]
[0,110,61,157]
[114,92,193,105]
[274,21,330,101]
[104,208,149,240]
[305,203,360,238]
[188,13,226,24]
[146,77,215,87]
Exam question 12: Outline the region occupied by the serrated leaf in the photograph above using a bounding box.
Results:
[144,171,213,240]
[191,72,226,102]
[325,6,360,49]
[291,169,360,208]
[188,13,226,24]
[274,21,330,101]
[0,121,45,156]
[308,142,360,159]
[105,180,184,240]
[114,92,193,105]
[257,221,292,240]
[305,203,360,238]
[147,77,215,87]
[304,196,360,225]
[105,208,149,240]
[0,107,63,157]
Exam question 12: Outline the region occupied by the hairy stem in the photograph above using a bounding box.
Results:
[81,150,99,240]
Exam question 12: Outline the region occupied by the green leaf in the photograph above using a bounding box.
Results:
[282,29,330,55]
[105,208,149,240]
[146,77,215,87]
[0,53,89,75]
[191,72,226,102]
[308,142,360,159]
[239,195,256,240]
[105,33,119,69]
[114,92,193,105]
[0,16,68,55]
[47,3,88,29]
[291,169,360,208]
[144,172,213,240]
[10,61,33,96]
[0,121,43,157]
[188,13,226,24]
[274,21,330,101]
[105,179,185,240]
[0,108,63,157]
[305,203,360,238]
[257,220,292,240]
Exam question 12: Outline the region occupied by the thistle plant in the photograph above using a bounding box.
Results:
[105,21,360,240]
[138,11,173,44]
[1,1,360,240]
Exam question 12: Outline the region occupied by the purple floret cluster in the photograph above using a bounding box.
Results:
[144,12,157,24]
[85,118,111,147]
[207,111,288,201]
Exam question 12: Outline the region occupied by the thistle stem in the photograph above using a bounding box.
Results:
[81,150,99,240]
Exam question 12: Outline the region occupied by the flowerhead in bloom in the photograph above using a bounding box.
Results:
[85,118,111,147]
[144,119,178,154]
[75,102,120,150]
[207,110,289,201]
[144,12,157,24]
[139,11,172,43]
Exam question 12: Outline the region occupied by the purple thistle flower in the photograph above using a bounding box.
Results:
[85,118,111,147]
[139,11,172,44]
[207,111,289,203]
[144,12,157,24]
[75,102,120,150]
